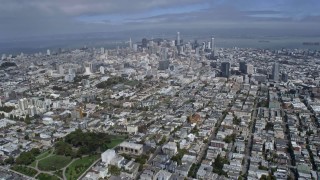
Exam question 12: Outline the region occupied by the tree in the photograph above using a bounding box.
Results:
[55,141,73,156]
[109,165,121,176]
[0,106,15,113]
[265,122,274,131]
[188,163,201,178]
[171,149,188,165]
[24,135,29,140]
[1,62,17,68]
[62,129,112,155]
[260,175,267,180]
[191,126,199,135]
[158,136,166,145]
[4,156,14,164]
[224,134,236,143]
[259,165,269,171]
[26,114,31,121]
[25,118,31,124]
[30,148,40,156]
[212,154,229,177]
[135,154,149,165]
[233,116,241,125]
[16,152,35,165]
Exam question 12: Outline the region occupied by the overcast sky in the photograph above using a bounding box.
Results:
[1,0,320,40]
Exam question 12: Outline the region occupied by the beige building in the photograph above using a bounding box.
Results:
[118,141,143,156]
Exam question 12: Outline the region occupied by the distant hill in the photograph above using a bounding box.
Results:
[1,61,17,68]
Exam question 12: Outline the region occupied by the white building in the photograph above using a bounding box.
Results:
[246,64,254,75]
[58,65,64,75]
[126,125,138,135]
[101,149,116,166]
[19,98,28,111]
[133,44,138,52]
[100,66,105,74]
[162,142,177,157]
[101,47,105,54]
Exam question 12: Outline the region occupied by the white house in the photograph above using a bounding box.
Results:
[101,149,116,165]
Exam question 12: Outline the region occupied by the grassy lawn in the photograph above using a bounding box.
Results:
[38,155,72,171]
[11,165,37,177]
[106,136,126,148]
[65,155,99,180]
[124,80,140,86]
[36,173,60,180]
[36,149,51,160]
[54,170,63,178]
[30,161,37,168]
[30,149,51,168]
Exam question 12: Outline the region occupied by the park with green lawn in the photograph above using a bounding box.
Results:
[9,129,126,179]
[38,155,72,171]
[65,155,99,180]
[36,173,60,180]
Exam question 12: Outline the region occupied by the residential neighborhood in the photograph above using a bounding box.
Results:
[1,34,320,180]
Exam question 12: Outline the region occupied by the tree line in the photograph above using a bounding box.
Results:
[55,129,112,157]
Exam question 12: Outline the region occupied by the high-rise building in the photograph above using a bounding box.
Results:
[65,74,75,82]
[272,62,279,81]
[282,73,288,82]
[221,62,230,78]
[161,48,168,61]
[27,106,36,117]
[177,32,180,46]
[207,42,211,49]
[68,68,76,75]
[142,38,148,48]
[239,61,247,74]
[159,47,170,70]
[100,66,105,74]
[83,63,93,75]
[129,38,132,49]
[101,47,105,54]
[47,49,51,56]
[82,79,90,88]
[19,98,28,111]
[202,42,206,50]
[58,65,64,75]
[246,64,254,74]
[133,44,138,52]
[211,36,215,52]
[158,61,170,70]
[195,47,200,56]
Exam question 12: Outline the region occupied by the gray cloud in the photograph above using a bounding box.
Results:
[0,0,205,16]
[0,0,319,41]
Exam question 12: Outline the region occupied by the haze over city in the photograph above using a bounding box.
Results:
[1,1,320,180]
[1,0,320,40]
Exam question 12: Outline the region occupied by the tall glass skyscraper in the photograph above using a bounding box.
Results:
[221,62,230,78]
[272,62,279,81]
